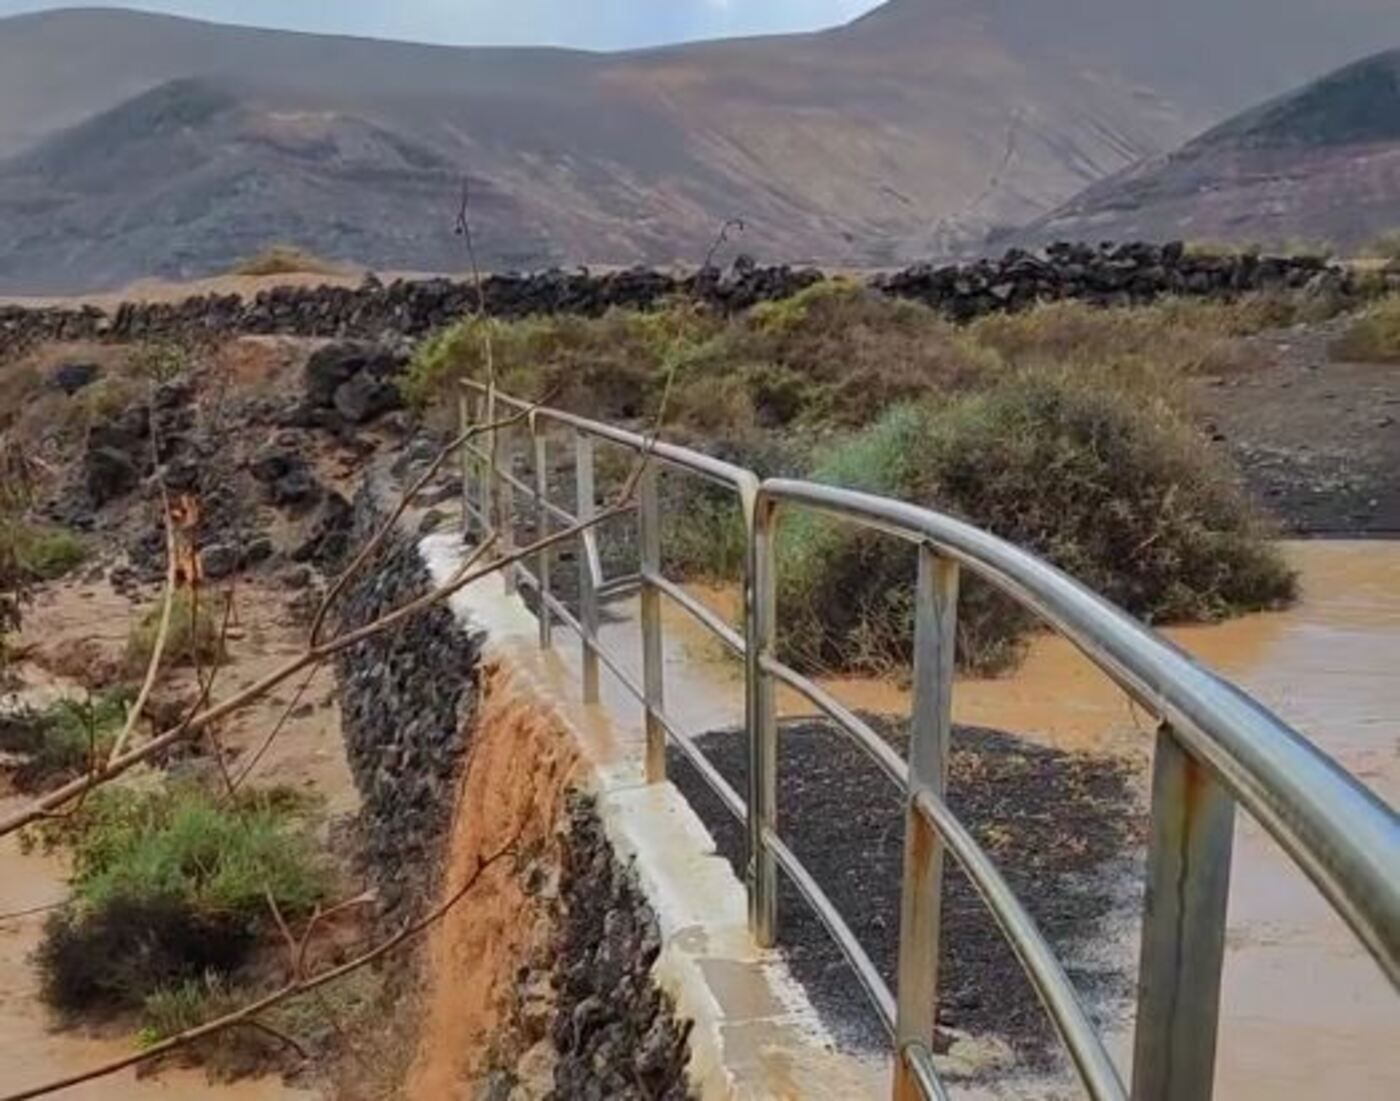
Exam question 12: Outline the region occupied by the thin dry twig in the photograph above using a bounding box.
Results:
[0,836,519,1101]
[0,500,639,837]
[106,491,177,765]
[227,660,322,795]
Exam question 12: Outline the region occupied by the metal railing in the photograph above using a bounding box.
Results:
[455,379,1399,1101]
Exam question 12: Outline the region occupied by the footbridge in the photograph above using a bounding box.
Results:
[439,379,1399,1101]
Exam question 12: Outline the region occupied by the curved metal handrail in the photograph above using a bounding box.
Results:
[759,478,1400,986]
[455,380,1399,1101]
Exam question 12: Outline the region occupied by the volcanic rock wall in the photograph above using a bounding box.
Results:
[3,245,1376,359]
[333,485,480,922]
[331,488,693,1097]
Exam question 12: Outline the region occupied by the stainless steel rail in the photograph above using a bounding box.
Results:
[456,379,1399,1101]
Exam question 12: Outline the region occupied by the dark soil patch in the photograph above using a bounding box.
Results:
[37,896,254,1016]
[1205,322,1400,535]
[667,718,1143,1067]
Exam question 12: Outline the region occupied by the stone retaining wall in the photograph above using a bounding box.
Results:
[332,485,480,923]
[3,244,1374,358]
[549,794,694,1101]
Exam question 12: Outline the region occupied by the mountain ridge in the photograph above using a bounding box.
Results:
[1,3,1398,292]
[1011,49,1400,252]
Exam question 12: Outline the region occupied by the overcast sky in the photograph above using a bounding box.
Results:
[0,1,887,49]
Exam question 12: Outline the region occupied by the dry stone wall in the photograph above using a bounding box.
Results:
[3,244,1375,359]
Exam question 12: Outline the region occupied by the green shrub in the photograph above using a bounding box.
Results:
[775,370,1296,674]
[9,524,87,580]
[125,589,224,674]
[65,785,330,919]
[1331,294,1400,362]
[0,690,131,790]
[35,785,331,1014]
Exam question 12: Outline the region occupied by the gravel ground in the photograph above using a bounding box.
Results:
[668,717,1143,1070]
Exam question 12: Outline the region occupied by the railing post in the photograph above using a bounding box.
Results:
[639,464,666,783]
[457,391,474,536]
[1132,725,1235,1101]
[482,387,497,536]
[745,494,778,947]
[533,424,553,650]
[894,547,958,1101]
[499,426,517,595]
[575,433,600,704]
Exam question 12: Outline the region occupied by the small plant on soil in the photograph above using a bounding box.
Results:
[1331,293,1400,362]
[125,589,224,674]
[6,522,87,581]
[129,341,191,384]
[0,690,131,790]
[775,369,1297,674]
[34,783,332,1015]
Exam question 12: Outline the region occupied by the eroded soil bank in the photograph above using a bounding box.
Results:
[400,667,694,1101]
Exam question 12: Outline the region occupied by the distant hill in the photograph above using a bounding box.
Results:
[1,3,1398,292]
[1010,50,1400,252]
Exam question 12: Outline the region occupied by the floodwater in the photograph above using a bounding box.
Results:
[0,805,311,1101]
[0,580,337,1101]
[664,542,1399,1097]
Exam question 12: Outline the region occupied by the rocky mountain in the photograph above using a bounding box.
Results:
[1009,50,1400,252]
[0,3,1397,292]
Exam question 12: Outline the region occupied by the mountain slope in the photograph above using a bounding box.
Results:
[0,5,1193,291]
[1,3,1398,291]
[1011,51,1400,251]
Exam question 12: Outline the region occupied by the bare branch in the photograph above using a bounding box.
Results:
[106,490,177,764]
[702,217,746,272]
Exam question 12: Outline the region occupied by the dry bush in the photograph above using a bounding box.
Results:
[125,590,224,675]
[967,298,1278,380]
[775,369,1296,675]
[1331,293,1400,362]
[230,245,342,278]
[404,282,998,432]
[1357,229,1400,262]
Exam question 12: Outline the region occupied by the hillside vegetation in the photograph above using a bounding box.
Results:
[411,284,1301,671]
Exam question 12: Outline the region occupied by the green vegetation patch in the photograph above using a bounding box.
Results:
[413,283,1316,675]
[775,370,1296,674]
[403,282,997,433]
[34,784,331,1015]
[3,522,87,581]
[0,690,131,791]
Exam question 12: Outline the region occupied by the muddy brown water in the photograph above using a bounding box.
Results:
[667,542,1398,1096]
[2,543,1393,1097]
